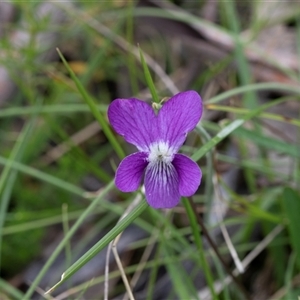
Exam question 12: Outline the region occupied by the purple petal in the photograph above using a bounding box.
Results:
[144,162,180,208]
[115,152,148,192]
[108,98,157,151]
[173,154,201,196]
[157,91,202,150]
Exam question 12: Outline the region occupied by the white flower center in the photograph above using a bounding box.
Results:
[148,141,175,164]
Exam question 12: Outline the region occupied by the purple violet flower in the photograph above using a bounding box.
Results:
[108,90,202,209]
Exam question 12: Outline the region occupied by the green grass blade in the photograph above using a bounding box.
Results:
[221,179,281,223]
[0,156,84,197]
[285,252,297,300]
[0,277,24,300]
[162,244,198,299]
[139,47,160,103]
[0,119,36,272]
[282,187,300,268]
[195,125,214,221]
[56,48,125,159]
[235,127,300,158]
[192,99,286,162]
[126,0,139,95]
[182,197,217,300]
[207,82,300,104]
[23,181,115,299]
[0,104,107,118]
[146,243,161,300]
[210,0,269,193]
[1,209,100,236]
[206,103,300,127]
[45,199,148,295]
[217,153,299,182]
[221,0,256,109]
[62,204,72,272]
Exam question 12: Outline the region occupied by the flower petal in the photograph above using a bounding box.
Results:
[144,161,180,208]
[173,154,201,196]
[108,98,157,151]
[115,152,148,192]
[157,90,202,150]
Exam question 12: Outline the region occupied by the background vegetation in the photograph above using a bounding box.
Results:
[0,1,300,299]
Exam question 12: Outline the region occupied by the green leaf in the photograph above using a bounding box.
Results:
[282,187,300,268]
